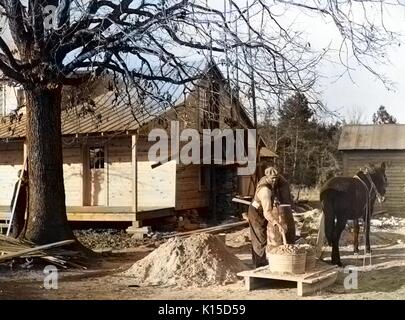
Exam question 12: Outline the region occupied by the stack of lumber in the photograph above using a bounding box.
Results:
[0,235,85,269]
[162,221,248,239]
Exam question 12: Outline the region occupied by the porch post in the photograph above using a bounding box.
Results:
[131,134,141,228]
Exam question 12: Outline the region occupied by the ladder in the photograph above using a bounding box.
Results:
[3,156,28,236]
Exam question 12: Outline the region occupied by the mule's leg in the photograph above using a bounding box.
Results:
[331,217,347,267]
[353,218,360,254]
[322,198,335,247]
[365,213,372,253]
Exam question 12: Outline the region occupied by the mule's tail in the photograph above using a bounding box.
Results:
[321,191,335,246]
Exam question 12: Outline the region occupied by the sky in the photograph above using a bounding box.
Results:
[291,3,405,123]
[207,0,405,124]
[3,1,405,124]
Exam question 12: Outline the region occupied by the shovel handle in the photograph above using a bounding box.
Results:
[276,223,287,245]
[281,230,287,245]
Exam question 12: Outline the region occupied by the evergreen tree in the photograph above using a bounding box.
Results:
[372,106,397,124]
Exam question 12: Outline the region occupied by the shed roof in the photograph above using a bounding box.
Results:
[260,147,278,158]
[338,124,405,150]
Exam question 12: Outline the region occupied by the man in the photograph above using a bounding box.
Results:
[10,169,28,238]
[248,167,294,268]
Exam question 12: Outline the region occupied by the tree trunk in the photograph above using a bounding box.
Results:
[23,86,75,244]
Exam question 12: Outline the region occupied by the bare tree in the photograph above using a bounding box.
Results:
[0,0,401,245]
[345,106,367,124]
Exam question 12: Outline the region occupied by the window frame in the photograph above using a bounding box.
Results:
[89,146,105,170]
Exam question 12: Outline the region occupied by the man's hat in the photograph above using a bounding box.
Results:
[265,166,278,179]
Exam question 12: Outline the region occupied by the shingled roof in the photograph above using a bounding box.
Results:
[0,61,238,140]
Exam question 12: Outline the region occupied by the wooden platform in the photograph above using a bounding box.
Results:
[238,262,338,297]
[0,206,174,222]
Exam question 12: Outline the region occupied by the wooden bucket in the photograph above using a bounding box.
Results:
[267,221,306,275]
[267,252,307,274]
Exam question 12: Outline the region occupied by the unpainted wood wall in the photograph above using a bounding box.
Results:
[0,142,23,206]
[342,150,405,215]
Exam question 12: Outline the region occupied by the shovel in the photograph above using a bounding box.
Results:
[276,223,287,245]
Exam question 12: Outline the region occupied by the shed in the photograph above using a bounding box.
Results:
[338,124,405,215]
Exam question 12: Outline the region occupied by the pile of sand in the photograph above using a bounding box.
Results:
[122,233,248,287]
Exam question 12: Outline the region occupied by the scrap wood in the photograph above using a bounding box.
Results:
[0,239,74,262]
[232,197,251,206]
[40,255,87,270]
[41,256,69,269]
[162,221,248,239]
[0,234,22,243]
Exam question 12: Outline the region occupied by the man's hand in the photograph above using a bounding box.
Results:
[273,221,287,234]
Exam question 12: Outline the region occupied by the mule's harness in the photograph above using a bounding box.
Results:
[354,172,384,204]
[353,172,383,267]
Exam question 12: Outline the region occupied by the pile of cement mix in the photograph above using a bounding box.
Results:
[122,233,248,287]
[268,244,306,255]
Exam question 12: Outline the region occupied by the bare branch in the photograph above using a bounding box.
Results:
[0,36,20,70]
[0,54,25,83]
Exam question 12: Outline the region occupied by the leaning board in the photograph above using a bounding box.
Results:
[237,262,338,297]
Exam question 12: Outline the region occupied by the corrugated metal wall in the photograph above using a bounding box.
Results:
[343,150,405,216]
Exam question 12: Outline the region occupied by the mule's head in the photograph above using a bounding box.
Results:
[367,162,388,203]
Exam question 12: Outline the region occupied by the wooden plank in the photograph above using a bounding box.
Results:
[2,206,174,222]
[0,240,75,262]
[66,212,134,221]
[302,265,337,281]
[163,221,248,239]
[238,263,337,283]
[132,135,138,224]
[297,272,338,297]
[239,268,305,282]
[245,276,262,291]
[232,197,251,206]
[66,206,133,213]
[135,208,174,221]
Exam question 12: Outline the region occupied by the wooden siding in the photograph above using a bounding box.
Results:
[342,150,405,215]
[2,85,20,115]
[175,164,209,210]
[63,146,83,206]
[138,160,176,209]
[0,142,23,206]
[107,137,133,206]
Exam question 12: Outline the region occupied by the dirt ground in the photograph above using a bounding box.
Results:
[1,226,405,300]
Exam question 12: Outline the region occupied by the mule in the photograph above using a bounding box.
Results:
[320,162,388,266]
